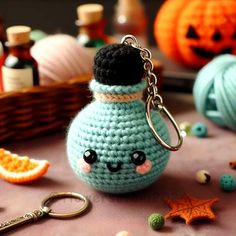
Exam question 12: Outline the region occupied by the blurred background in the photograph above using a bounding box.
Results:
[0,0,163,46]
[0,0,236,153]
[0,0,197,92]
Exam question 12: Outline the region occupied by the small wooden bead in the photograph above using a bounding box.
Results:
[196,170,211,184]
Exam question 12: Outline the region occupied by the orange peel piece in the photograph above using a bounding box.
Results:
[0,148,49,184]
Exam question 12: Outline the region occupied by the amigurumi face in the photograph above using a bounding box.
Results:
[67,44,170,193]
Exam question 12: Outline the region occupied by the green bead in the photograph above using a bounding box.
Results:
[148,213,165,230]
[192,122,208,138]
[219,174,236,191]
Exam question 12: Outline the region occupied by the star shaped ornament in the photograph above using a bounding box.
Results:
[165,193,219,224]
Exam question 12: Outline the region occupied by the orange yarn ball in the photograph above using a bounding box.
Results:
[154,0,236,68]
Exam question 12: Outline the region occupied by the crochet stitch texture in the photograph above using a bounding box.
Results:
[93,44,144,85]
[67,44,170,193]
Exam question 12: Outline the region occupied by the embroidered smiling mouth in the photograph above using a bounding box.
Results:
[106,162,122,172]
[190,46,233,59]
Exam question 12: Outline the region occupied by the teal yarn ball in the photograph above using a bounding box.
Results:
[191,122,208,138]
[67,80,170,193]
[219,174,236,192]
[193,54,236,131]
[148,213,165,230]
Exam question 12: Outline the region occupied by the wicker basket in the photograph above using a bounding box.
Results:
[0,75,92,143]
[0,60,163,144]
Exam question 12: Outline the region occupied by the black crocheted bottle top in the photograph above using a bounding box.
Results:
[93,44,144,85]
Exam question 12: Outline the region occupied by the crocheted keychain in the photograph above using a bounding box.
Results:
[67,35,183,194]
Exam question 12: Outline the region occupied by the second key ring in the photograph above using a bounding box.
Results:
[41,192,90,219]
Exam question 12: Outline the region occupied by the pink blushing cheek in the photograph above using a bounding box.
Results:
[136,160,152,175]
[77,158,92,173]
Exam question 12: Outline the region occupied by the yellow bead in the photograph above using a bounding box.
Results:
[179,121,192,136]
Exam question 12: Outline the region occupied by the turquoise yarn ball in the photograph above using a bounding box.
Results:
[219,174,236,192]
[67,80,170,193]
[193,54,236,131]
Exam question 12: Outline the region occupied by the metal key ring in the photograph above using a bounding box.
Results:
[41,192,89,219]
[146,95,183,151]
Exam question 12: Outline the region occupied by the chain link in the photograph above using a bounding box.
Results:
[121,35,183,151]
[121,35,160,105]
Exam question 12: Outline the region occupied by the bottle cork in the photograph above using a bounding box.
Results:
[77,4,104,25]
[6,25,31,46]
[117,0,143,11]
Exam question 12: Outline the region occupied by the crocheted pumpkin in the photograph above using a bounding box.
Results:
[154,0,236,68]
[67,44,170,193]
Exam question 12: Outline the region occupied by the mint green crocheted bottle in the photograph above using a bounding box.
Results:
[67,44,170,193]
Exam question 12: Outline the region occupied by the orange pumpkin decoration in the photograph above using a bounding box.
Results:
[154,0,236,68]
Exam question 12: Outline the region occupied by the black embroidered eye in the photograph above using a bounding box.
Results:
[212,30,222,41]
[83,150,97,164]
[131,151,146,166]
[186,25,199,39]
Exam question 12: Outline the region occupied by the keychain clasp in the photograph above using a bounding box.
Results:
[41,192,89,219]
[122,35,183,151]
[0,192,90,234]
[146,94,183,151]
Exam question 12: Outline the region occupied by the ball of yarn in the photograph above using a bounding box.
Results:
[31,34,93,85]
[193,54,236,131]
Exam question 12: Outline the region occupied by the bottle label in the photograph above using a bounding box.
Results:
[0,42,3,57]
[2,66,34,92]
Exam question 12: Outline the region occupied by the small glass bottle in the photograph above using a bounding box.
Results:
[113,0,148,46]
[0,17,6,55]
[76,4,107,53]
[2,25,39,92]
[0,16,7,92]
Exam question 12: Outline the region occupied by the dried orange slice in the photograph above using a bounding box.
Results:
[0,148,49,184]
